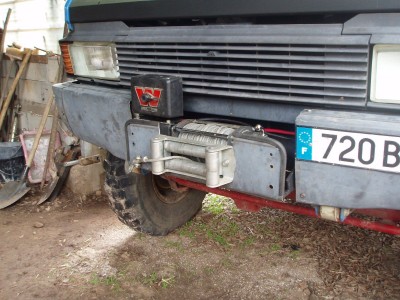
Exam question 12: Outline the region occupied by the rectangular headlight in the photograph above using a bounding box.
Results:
[69,42,120,80]
[371,45,400,104]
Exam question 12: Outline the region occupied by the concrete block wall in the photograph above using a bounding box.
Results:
[1,56,61,133]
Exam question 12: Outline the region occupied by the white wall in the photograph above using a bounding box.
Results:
[0,0,65,54]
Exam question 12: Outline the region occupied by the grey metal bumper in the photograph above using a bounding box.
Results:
[53,81,132,159]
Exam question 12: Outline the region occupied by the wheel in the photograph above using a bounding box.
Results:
[103,153,205,235]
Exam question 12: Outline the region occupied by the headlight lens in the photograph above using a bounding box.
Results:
[371,45,400,104]
[69,42,120,80]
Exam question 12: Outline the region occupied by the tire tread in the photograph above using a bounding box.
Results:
[104,153,204,236]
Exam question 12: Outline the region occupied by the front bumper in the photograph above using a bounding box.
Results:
[53,81,132,159]
[54,81,400,211]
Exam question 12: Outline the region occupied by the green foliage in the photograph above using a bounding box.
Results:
[178,221,195,238]
[289,250,301,259]
[203,194,239,215]
[160,276,175,289]
[203,194,228,215]
[141,272,175,288]
[241,236,255,249]
[270,244,282,252]
[89,274,121,290]
[206,229,228,246]
[89,274,101,285]
[165,240,184,252]
[142,272,158,286]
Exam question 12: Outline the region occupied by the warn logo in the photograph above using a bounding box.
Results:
[134,86,163,108]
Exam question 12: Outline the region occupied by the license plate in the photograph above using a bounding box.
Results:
[296,127,400,173]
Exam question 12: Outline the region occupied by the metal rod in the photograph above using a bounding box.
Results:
[169,176,400,235]
[62,154,100,167]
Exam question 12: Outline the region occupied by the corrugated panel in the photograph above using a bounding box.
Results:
[117,40,369,106]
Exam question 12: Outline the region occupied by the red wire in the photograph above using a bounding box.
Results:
[264,128,295,136]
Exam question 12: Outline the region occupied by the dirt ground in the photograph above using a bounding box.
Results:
[0,188,399,300]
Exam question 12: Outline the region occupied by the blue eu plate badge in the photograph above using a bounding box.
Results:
[296,127,313,160]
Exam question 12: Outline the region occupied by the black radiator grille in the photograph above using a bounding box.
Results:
[116,42,368,106]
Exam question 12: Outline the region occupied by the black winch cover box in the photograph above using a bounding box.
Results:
[131,75,183,118]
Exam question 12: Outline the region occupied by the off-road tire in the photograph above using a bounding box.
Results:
[103,153,205,235]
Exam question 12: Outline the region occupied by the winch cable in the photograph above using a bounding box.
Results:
[178,122,236,145]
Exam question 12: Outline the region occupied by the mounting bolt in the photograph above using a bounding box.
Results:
[254,124,263,132]
[300,193,306,199]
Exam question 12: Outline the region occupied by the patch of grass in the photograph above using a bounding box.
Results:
[225,219,240,236]
[203,266,214,275]
[203,194,239,215]
[240,236,255,249]
[206,229,228,246]
[203,194,227,215]
[230,205,241,214]
[141,272,175,289]
[289,250,301,259]
[270,244,282,252]
[179,197,248,248]
[160,276,175,289]
[197,222,208,231]
[182,215,244,247]
[89,274,121,290]
[220,256,234,269]
[178,221,195,239]
[89,274,101,285]
[206,217,241,246]
[142,272,158,286]
[165,240,184,252]
[104,276,119,286]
